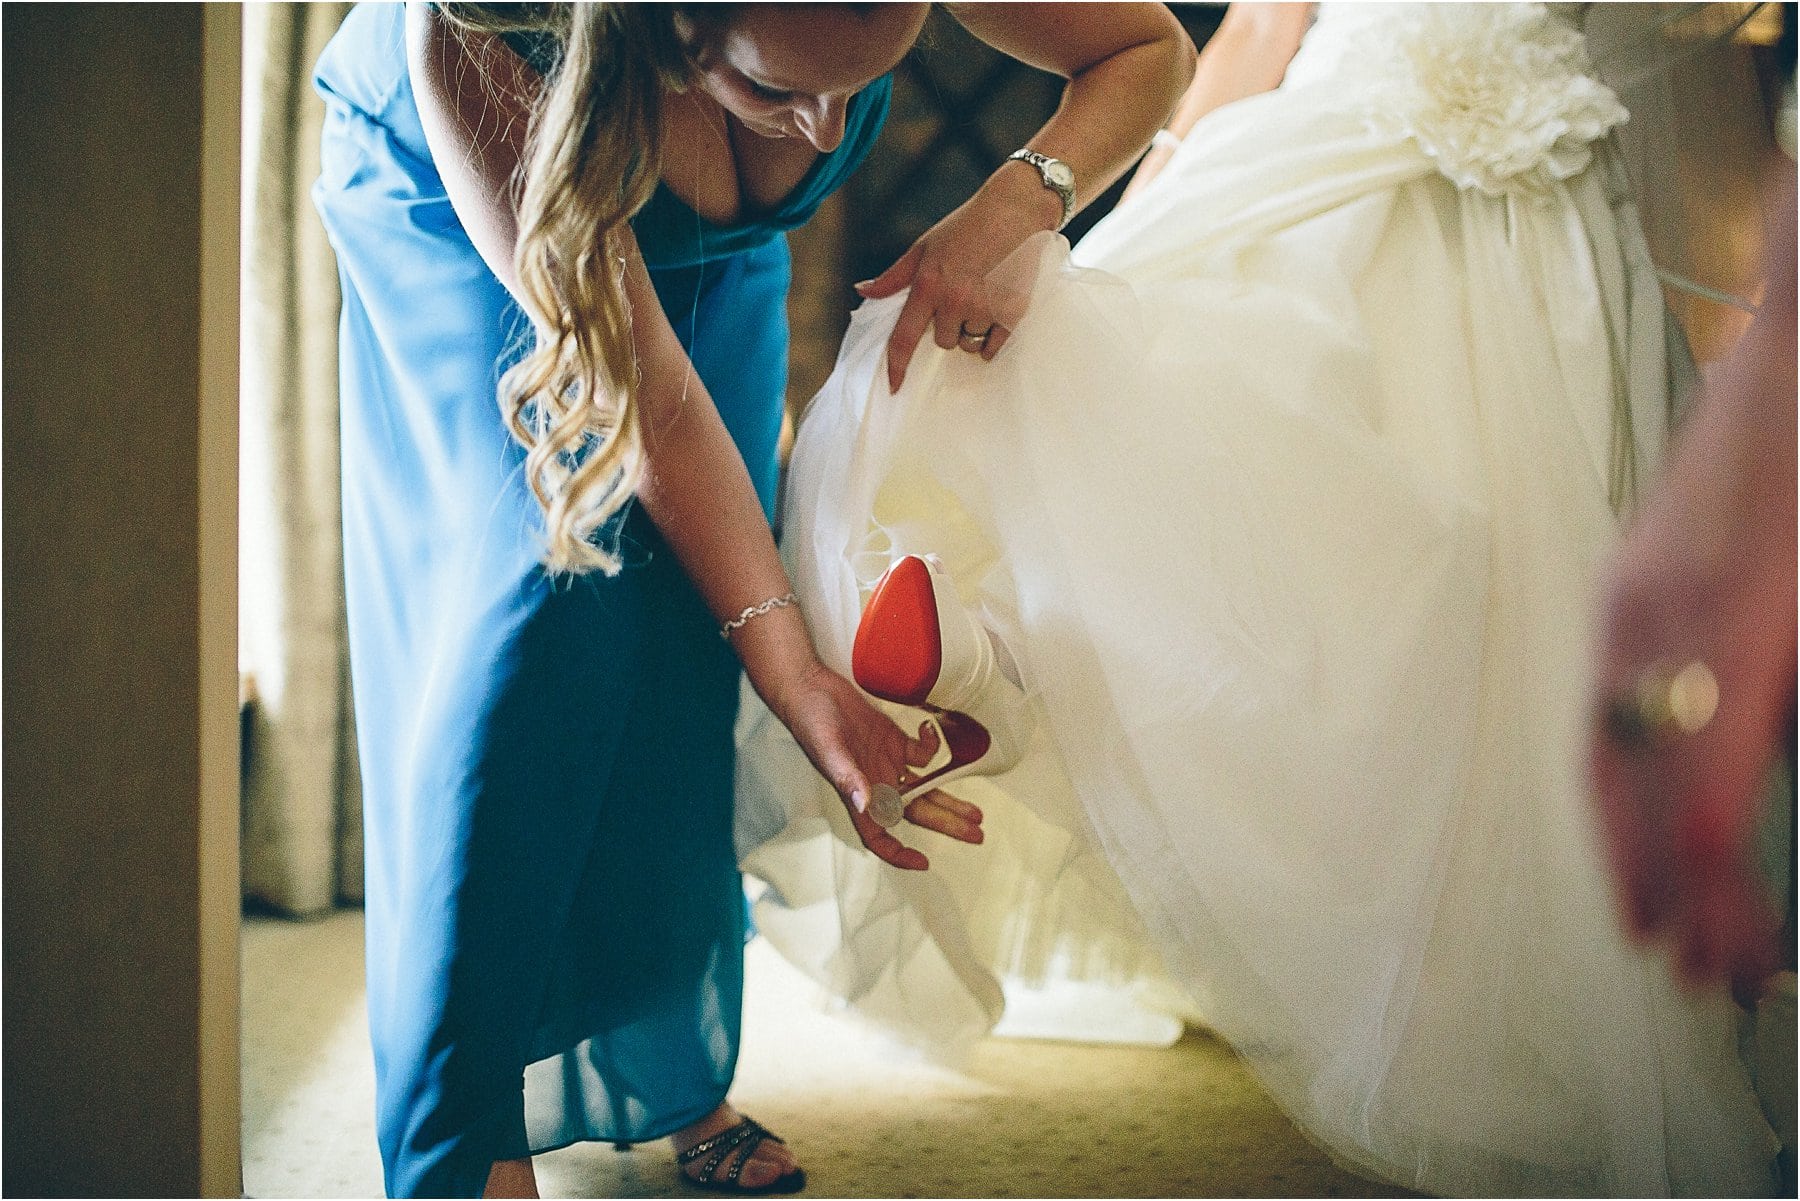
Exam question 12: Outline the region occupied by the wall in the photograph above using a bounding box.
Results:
[2,5,241,1195]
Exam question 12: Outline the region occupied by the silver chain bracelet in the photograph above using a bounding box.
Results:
[719,592,798,640]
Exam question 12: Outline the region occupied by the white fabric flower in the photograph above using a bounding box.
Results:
[1346,3,1628,198]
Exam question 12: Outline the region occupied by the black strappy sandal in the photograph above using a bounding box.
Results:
[675,1116,807,1196]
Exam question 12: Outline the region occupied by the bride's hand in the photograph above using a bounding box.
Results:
[773,661,986,869]
[855,163,1060,393]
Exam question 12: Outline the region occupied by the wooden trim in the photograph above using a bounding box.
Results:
[199,6,244,1196]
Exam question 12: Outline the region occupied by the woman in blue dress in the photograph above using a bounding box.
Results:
[311,3,1193,1196]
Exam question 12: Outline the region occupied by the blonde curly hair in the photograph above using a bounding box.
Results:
[443,3,728,574]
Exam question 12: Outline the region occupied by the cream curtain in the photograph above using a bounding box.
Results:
[240,2,358,916]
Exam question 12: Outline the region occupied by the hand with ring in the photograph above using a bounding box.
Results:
[1591,525,1791,996]
[854,162,1063,392]
[771,661,984,871]
[1587,174,1795,996]
[1591,607,1787,997]
[867,755,987,852]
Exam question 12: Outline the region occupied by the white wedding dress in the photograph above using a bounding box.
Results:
[736,5,1780,1195]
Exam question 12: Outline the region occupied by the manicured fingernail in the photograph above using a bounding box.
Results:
[851,789,868,813]
[853,280,874,293]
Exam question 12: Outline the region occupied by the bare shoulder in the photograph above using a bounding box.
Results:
[404,2,539,153]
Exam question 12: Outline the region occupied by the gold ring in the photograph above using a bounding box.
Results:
[1605,660,1719,750]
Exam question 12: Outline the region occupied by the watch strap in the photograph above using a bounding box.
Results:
[1007,148,1076,231]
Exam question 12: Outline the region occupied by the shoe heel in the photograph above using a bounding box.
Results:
[855,554,1031,800]
[900,710,994,802]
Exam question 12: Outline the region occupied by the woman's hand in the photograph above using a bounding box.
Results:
[856,165,1059,393]
[862,2,1195,393]
[772,660,986,870]
[1587,169,1796,999]
[1590,525,1791,996]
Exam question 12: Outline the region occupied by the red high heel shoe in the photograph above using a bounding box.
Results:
[852,556,1027,809]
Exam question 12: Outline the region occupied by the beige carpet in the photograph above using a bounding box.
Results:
[243,911,1401,1198]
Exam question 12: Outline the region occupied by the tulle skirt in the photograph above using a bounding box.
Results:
[738,5,1778,1195]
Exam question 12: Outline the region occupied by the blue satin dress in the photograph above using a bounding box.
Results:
[311,8,889,1195]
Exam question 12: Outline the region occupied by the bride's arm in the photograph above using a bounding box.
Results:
[1121,3,1313,202]
[405,6,974,868]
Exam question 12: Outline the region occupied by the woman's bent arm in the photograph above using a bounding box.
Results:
[407,5,968,867]
[862,2,1197,388]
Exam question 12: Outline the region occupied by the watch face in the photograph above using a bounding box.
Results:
[1045,160,1075,190]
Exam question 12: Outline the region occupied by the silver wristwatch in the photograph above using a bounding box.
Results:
[1007,148,1076,231]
